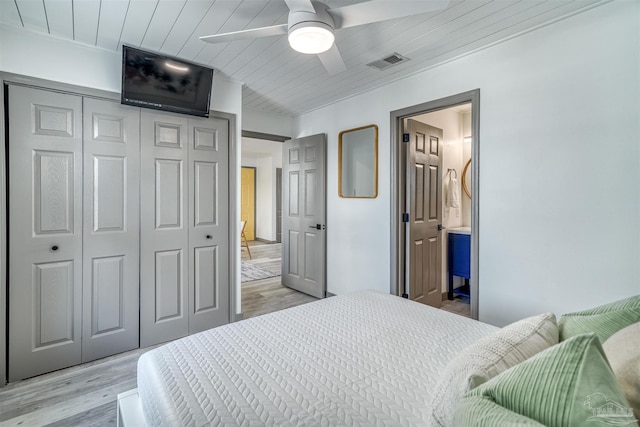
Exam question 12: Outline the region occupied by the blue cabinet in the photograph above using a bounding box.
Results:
[448,231,470,300]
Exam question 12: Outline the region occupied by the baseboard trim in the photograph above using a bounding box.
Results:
[255,237,277,244]
[233,312,244,322]
[326,292,336,298]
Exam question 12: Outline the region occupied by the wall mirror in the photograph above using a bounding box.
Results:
[462,158,472,198]
[339,124,378,198]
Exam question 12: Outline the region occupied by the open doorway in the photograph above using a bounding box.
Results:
[240,136,284,289]
[240,135,317,318]
[241,137,283,245]
[390,90,480,319]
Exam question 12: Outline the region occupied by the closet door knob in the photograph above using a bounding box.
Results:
[51,245,59,251]
[206,235,212,239]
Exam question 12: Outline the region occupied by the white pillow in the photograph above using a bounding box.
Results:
[430,313,558,427]
[603,322,640,421]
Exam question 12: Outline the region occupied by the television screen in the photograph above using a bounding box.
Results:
[121,45,213,117]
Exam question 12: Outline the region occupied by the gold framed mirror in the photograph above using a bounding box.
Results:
[462,158,471,198]
[339,124,378,198]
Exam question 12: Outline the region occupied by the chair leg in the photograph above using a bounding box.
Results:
[242,233,252,259]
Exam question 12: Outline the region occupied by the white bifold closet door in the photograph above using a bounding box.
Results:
[140,110,229,348]
[82,98,140,363]
[8,86,140,381]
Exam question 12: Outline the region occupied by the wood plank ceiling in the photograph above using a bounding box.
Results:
[0,0,608,116]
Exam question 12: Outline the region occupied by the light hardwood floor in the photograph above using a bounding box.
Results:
[242,241,317,319]
[441,294,471,318]
[0,345,154,426]
[1,241,470,426]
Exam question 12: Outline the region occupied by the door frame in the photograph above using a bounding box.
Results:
[276,168,282,243]
[390,89,480,319]
[0,72,239,385]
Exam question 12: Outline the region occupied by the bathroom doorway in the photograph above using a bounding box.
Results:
[390,90,480,319]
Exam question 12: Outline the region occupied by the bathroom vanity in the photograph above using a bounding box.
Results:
[448,227,471,300]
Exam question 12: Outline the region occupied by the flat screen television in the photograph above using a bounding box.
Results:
[121,45,213,117]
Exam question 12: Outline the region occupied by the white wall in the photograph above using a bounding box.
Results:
[256,156,274,239]
[295,0,640,326]
[243,108,294,137]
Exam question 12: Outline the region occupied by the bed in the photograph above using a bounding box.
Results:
[117,291,499,426]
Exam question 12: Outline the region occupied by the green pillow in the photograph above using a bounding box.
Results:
[454,396,546,426]
[602,322,640,421]
[465,334,638,427]
[558,295,640,342]
[431,313,558,427]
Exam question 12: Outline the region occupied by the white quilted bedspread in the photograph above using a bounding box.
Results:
[137,291,498,426]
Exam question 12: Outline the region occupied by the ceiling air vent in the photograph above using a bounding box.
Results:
[367,53,410,71]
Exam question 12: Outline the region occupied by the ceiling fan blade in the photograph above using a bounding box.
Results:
[329,0,450,29]
[317,44,347,75]
[284,0,315,13]
[200,24,288,44]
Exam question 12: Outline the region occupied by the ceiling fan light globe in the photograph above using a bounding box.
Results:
[288,23,334,54]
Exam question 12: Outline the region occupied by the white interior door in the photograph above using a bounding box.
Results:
[140,111,189,347]
[8,86,83,381]
[81,98,140,362]
[406,119,443,308]
[282,134,326,299]
[187,116,229,334]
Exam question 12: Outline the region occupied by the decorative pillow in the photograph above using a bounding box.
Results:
[453,396,546,426]
[603,322,640,421]
[430,313,558,427]
[465,334,638,427]
[558,295,640,342]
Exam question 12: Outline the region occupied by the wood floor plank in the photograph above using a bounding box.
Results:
[0,349,145,417]
[44,402,117,427]
[2,383,134,427]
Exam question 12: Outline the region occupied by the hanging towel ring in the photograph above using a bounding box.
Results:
[448,168,457,179]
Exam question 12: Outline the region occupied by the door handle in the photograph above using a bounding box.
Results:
[206,234,212,239]
[308,224,326,230]
[51,245,59,251]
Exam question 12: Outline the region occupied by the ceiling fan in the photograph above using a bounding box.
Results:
[200,0,450,75]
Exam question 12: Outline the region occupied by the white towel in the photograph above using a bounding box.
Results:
[448,176,460,208]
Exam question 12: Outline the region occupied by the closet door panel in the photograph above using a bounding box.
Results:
[155,249,184,321]
[194,246,216,313]
[90,255,124,332]
[82,98,140,362]
[140,111,189,347]
[188,117,229,334]
[92,155,125,231]
[155,159,183,228]
[8,86,83,382]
